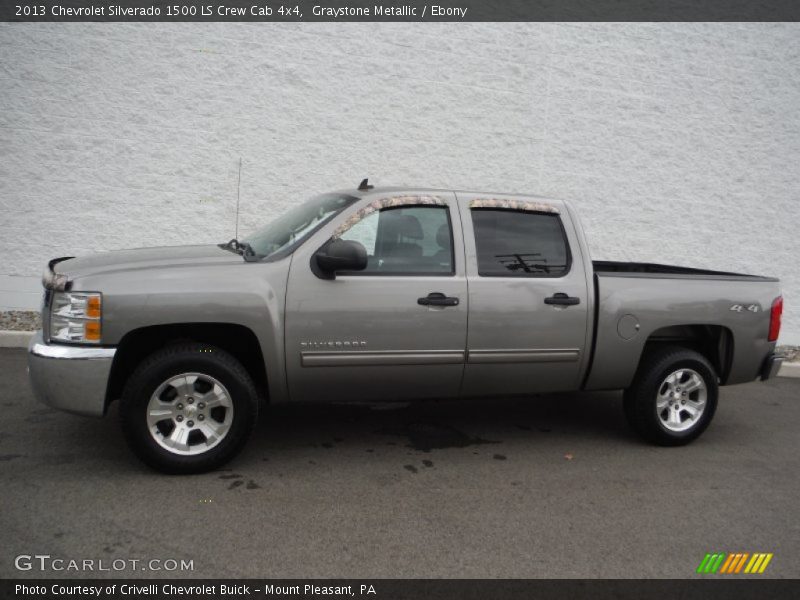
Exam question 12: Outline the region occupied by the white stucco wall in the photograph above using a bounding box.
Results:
[1,23,798,342]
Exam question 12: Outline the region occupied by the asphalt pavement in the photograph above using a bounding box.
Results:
[1,347,798,579]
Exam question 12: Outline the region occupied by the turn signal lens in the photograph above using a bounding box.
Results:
[768,296,782,342]
[84,321,102,341]
[86,295,102,318]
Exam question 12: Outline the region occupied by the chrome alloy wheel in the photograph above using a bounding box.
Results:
[656,368,707,432]
[146,373,234,456]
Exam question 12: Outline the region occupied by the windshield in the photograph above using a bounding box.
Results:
[243,193,358,259]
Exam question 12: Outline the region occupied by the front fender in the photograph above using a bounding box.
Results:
[71,258,291,404]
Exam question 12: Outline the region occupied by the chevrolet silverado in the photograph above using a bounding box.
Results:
[28,183,784,472]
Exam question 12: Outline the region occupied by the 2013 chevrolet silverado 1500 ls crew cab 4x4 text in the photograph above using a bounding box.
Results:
[28,183,784,473]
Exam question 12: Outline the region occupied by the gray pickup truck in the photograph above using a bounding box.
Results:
[28,183,784,473]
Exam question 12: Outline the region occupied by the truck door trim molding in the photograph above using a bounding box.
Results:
[301,349,465,367]
[467,349,581,364]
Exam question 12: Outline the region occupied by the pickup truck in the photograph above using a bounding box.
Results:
[28,183,784,473]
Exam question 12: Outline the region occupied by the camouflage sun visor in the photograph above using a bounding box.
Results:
[469,198,559,214]
[332,195,447,238]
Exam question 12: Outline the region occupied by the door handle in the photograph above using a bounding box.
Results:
[544,292,580,306]
[418,292,460,307]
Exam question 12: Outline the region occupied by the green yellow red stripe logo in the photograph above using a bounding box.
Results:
[697,553,773,574]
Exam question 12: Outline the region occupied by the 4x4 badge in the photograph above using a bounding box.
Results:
[730,304,759,313]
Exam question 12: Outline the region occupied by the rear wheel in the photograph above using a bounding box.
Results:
[624,346,718,446]
[120,343,258,473]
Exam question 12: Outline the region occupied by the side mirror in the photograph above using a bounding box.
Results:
[313,239,367,279]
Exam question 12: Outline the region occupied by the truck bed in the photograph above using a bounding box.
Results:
[593,260,778,282]
[583,262,781,391]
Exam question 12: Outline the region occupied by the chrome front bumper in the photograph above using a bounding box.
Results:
[27,331,116,417]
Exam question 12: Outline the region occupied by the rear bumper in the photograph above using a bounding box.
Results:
[27,331,116,417]
[760,353,783,381]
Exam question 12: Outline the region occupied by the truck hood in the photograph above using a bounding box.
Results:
[54,245,244,279]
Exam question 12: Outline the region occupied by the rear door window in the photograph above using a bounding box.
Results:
[471,209,570,277]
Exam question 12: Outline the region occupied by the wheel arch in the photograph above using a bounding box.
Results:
[636,324,734,384]
[105,322,269,411]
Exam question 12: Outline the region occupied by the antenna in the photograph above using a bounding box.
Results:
[358,178,374,191]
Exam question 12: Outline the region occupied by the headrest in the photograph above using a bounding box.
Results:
[382,212,424,240]
[436,224,450,248]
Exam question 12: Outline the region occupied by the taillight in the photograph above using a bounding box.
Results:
[768,296,783,342]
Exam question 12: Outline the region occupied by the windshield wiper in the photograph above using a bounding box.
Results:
[218,239,260,262]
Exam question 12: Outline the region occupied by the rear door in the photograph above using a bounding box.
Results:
[284,192,468,403]
[458,194,590,396]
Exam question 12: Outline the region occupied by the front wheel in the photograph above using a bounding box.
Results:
[120,344,258,474]
[624,346,718,446]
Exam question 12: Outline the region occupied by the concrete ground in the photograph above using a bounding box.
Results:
[1,347,798,579]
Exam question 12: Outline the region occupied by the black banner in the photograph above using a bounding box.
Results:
[3,580,800,600]
[2,0,800,22]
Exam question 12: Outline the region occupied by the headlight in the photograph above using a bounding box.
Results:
[50,292,102,344]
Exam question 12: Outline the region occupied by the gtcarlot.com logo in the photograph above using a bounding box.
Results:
[14,554,194,572]
[697,552,774,574]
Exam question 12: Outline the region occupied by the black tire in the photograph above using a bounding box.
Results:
[120,343,258,474]
[623,346,718,446]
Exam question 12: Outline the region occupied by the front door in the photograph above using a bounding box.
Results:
[285,191,468,402]
[457,193,591,396]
